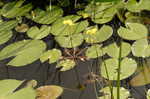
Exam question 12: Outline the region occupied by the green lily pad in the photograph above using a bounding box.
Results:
[99,87,130,99]
[26,6,63,24]
[0,79,36,99]
[84,25,113,43]
[125,0,150,12]
[0,40,46,66]
[51,15,88,36]
[1,0,32,18]
[85,44,105,59]
[130,65,150,86]
[101,58,137,80]
[131,39,150,57]
[118,23,148,40]
[40,49,62,64]
[147,89,150,99]
[0,20,18,45]
[85,2,119,24]
[105,42,131,58]
[27,25,51,39]
[55,33,84,48]
[56,59,76,71]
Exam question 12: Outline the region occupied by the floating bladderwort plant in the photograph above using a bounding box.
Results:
[1,0,150,98]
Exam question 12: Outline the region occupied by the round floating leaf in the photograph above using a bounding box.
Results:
[85,44,105,59]
[118,23,148,40]
[36,85,63,99]
[84,2,121,24]
[0,20,18,32]
[0,40,46,66]
[105,42,131,58]
[147,89,150,99]
[0,20,18,45]
[84,25,113,43]
[51,15,88,36]
[125,0,150,12]
[26,6,63,24]
[99,87,130,99]
[101,58,137,80]
[40,49,62,64]
[130,65,150,86]
[15,24,29,33]
[0,31,12,45]
[0,79,36,99]
[131,39,150,57]
[1,0,32,18]
[56,59,76,71]
[55,33,83,48]
[27,25,51,39]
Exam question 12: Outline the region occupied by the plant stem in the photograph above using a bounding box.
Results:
[117,41,122,99]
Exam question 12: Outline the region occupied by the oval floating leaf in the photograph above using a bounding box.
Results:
[56,59,76,71]
[1,0,32,18]
[131,39,150,57]
[0,20,18,45]
[101,58,137,80]
[105,42,131,58]
[118,23,148,40]
[51,15,88,36]
[99,87,130,99]
[85,2,117,24]
[84,25,113,43]
[0,79,36,99]
[27,25,51,39]
[26,6,63,24]
[85,44,105,59]
[0,40,46,66]
[36,85,63,99]
[40,49,62,64]
[147,89,150,99]
[55,33,83,48]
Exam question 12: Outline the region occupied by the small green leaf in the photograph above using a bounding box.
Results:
[118,23,148,40]
[0,40,46,66]
[86,44,105,59]
[101,58,137,80]
[99,87,130,99]
[56,59,76,71]
[26,6,63,24]
[55,33,83,48]
[1,0,32,18]
[125,0,150,12]
[51,15,88,36]
[0,20,18,45]
[0,79,36,99]
[147,89,150,99]
[40,49,62,64]
[84,25,113,43]
[85,2,118,24]
[131,39,150,57]
[27,25,51,39]
[105,42,131,58]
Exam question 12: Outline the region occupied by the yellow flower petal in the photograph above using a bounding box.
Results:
[63,19,75,26]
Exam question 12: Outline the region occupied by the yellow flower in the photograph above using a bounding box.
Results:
[82,13,89,18]
[63,19,75,26]
[86,28,97,35]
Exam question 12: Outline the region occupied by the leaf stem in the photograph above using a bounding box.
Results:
[117,41,122,99]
